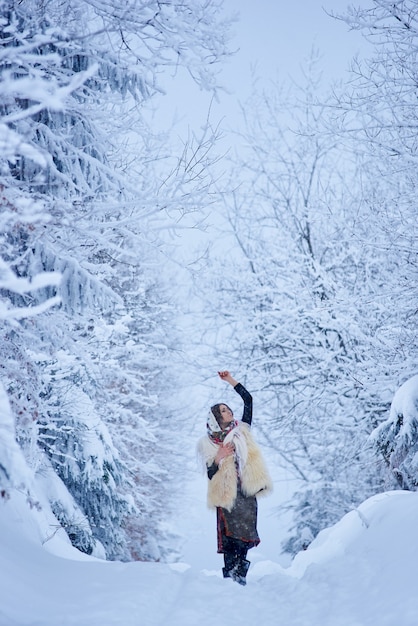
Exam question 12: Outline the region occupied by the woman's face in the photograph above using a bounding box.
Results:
[219,404,234,427]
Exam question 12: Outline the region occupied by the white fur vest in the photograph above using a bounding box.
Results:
[197,422,273,512]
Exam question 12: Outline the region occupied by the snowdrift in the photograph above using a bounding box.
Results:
[1,489,418,626]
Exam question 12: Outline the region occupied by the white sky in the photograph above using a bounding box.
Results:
[150,0,369,138]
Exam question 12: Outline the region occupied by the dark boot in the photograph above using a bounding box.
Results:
[223,551,238,579]
[232,559,250,586]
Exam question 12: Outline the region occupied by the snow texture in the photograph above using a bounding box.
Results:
[1,486,418,626]
[390,375,418,430]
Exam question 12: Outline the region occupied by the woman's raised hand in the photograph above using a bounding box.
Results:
[218,371,238,387]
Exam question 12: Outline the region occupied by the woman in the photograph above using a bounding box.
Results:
[197,371,273,585]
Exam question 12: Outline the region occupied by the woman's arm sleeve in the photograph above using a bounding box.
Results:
[234,382,253,425]
[207,461,219,479]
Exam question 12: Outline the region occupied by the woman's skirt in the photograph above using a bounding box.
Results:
[217,488,260,553]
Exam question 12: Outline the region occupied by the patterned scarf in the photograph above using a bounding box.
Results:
[206,409,238,445]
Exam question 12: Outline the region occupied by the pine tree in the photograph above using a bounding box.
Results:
[0,0,231,558]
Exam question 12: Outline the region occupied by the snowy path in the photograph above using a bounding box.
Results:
[2,490,418,626]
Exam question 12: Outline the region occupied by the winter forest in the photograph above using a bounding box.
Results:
[1,0,418,623]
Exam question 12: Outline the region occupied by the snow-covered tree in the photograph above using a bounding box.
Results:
[0,0,232,559]
[333,0,418,382]
[196,58,397,554]
[0,259,60,504]
[371,375,418,490]
[333,1,418,492]
[198,2,418,553]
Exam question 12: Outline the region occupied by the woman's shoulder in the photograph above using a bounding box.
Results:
[197,434,217,452]
[196,435,217,465]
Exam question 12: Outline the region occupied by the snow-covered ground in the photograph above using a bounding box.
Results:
[2,485,418,626]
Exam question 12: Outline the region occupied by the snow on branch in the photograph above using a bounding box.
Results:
[0,261,61,294]
[371,375,418,490]
[0,257,61,321]
[0,296,61,321]
[0,123,47,168]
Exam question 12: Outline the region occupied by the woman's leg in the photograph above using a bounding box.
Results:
[222,537,250,584]
[222,536,238,577]
[231,541,250,585]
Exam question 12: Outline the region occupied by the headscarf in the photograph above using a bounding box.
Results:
[206,407,238,445]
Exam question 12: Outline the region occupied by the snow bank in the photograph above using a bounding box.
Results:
[1,489,418,625]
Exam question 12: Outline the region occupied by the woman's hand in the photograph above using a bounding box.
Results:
[215,442,235,465]
[218,371,238,387]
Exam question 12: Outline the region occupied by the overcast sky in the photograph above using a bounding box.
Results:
[150,1,369,138]
[145,1,373,269]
